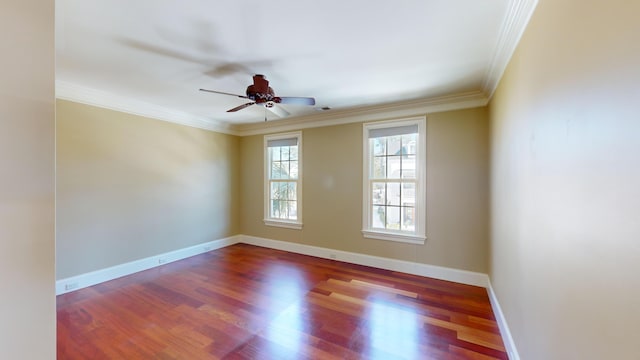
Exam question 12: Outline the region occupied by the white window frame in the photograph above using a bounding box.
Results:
[362,117,426,244]
[264,131,303,230]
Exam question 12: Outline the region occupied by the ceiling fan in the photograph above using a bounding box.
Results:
[200,74,316,120]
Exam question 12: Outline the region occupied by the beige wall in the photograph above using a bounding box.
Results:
[56,100,240,278]
[241,107,489,273]
[0,1,56,358]
[489,0,640,359]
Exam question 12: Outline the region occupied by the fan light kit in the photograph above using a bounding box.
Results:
[200,74,316,121]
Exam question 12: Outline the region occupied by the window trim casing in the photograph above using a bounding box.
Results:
[263,131,303,230]
[362,117,427,244]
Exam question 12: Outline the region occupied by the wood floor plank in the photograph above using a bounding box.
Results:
[57,243,508,359]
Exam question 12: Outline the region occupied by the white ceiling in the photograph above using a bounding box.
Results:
[56,0,537,132]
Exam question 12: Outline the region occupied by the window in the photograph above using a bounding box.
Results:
[363,117,426,243]
[264,132,302,229]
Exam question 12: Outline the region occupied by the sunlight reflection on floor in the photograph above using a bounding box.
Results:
[366,299,422,359]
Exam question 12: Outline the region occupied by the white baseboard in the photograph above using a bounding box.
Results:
[55,235,241,295]
[487,280,520,360]
[240,235,489,288]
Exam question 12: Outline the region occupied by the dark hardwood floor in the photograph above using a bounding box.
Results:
[57,243,507,359]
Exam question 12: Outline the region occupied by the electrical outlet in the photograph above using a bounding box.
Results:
[64,282,79,291]
[158,258,167,265]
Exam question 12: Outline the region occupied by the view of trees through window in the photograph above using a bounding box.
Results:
[370,133,417,232]
[268,144,298,220]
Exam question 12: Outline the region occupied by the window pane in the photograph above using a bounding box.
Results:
[271,161,281,179]
[401,182,415,206]
[271,199,281,218]
[372,182,385,205]
[402,155,416,179]
[290,146,298,160]
[280,161,291,179]
[372,138,386,156]
[285,182,297,201]
[289,160,298,179]
[282,182,291,200]
[280,183,295,200]
[271,182,281,200]
[401,206,415,231]
[271,182,292,201]
[282,160,291,179]
[372,205,386,229]
[387,156,402,179]
[372,157,386,179]
[388,136,402,155]
[272,147,281,161]
[281,146,290,160]
[386,206,401,230]
[387,182,401,206]
[402,134,417,155]
[287,200,297,220]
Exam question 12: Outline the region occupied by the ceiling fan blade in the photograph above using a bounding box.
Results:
[278,96,316,106]
[203,59,275,78]
[119,38,205,64]
[199,88,250,99]
[264,103,290,118]
[227,102,256,112]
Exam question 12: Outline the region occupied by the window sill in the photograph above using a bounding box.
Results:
[264,219,303,230]
[362,230,426,244]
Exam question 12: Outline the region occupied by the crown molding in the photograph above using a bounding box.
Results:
[55,1,535,137]
[55,81,239,135]
[482,0,539,98]
[56,79,487,137]
[234,91,488,136]
[271,0,539,127]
